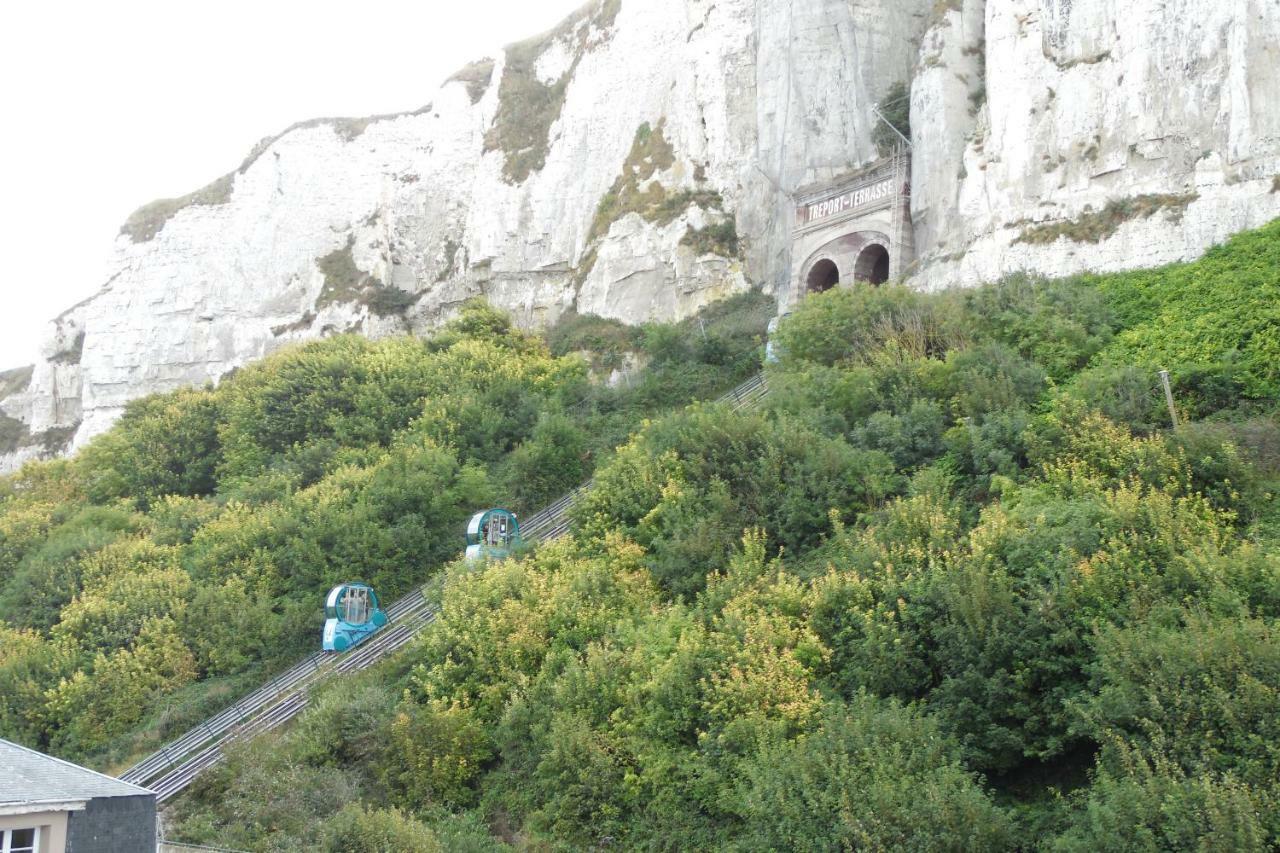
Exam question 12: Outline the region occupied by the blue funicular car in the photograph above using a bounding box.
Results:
[321,582,388,652]
[464,508,521,562]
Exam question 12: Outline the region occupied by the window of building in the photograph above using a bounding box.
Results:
[1,828,38,853]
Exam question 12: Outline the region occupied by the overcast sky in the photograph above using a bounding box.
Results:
[0,0,586,369]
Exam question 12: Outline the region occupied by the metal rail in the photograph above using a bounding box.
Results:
[121,372,769,802]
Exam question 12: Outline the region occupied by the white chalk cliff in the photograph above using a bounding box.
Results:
[3,0,1278,470]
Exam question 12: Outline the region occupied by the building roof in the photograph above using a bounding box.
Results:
[0,739,152,806]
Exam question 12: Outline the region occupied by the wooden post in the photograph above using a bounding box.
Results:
[1159,369,1179,428]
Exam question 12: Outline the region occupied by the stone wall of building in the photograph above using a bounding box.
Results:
[66,795,156,853]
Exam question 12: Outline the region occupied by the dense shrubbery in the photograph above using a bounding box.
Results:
[8,221,1280,849]
[1088,218,1280,399]
[0,294,770,769]
[162,221,1280,850]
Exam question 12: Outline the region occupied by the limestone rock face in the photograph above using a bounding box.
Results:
[3,0,1278,471]
[909,0,1280,287]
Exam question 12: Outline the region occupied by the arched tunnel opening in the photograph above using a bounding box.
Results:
[806,258,840,293]
[854,244,890,285]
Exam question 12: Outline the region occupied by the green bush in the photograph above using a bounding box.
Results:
[8,218,1280,850]
[319,804,443,853]
[575,406,895,596]
[78,388,221,507]
[736,696,1012,850]
[1073,612,1280,791]
[1050,752,1272,852]
[500,413,589,512]
[772,283,958,367]
[1089,219,1280,398]
[963,273,1114,382]
[388,701,493,810]
[0,505,142,631]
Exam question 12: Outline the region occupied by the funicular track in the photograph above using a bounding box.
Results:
[120,372,769,802]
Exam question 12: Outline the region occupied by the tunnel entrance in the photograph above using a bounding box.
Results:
[854,244,890,285]
[791,155,913,304]
[806,259,840,293]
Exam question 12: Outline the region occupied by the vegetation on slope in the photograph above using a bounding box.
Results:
[157,220,1280,850]
[0,292,771,771]
[4,219,1279,849]
[1013,192,1199,246]
[484,0,622,183]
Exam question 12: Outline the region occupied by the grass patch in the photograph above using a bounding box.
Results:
[545,287,774,423]
[928,0,962,28]
[35,423,79,454]
[572,244,599,291]
[588,121,723,245]
[1053,50,1112,70]
[447,58,496,104]
[88,670,263,776]
[0,365,33,401]
[271,312,317,337]
[316,237,417,317]
[119,173,235,243]
[681,219,739,258]
[547,310,641,372]
[0,411,30,455]
[484,0,620,183]
[1014,193,1198,245]
[1,417,78,457]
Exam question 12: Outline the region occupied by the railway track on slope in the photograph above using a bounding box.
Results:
[122,372,769,802]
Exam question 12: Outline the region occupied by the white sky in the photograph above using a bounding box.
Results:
[0,0,586,369]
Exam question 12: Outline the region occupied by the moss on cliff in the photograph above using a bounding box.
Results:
[316,237,416,318]
[681,219,739,258]
[50,331,86,366]
[485,0,621,183]
[589,121,675,240]
[0,366,33,401]
[435,239,463,284]
[0,412,28,455]
[1014,193,1199,245]
[119,173,235,243]
[447,59,496,105]
[588,121,724,245]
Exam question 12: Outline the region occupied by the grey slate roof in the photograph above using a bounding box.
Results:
[0,739,152,805]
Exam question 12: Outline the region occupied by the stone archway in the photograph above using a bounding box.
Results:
[805,258,840,293]
[789,154,913,307]
[853,243,890,285]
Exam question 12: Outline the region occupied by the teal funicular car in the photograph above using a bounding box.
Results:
[321,582,388,652]
[464,508,521,562]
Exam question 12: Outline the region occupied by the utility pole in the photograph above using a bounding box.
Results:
[1159,369,1179,428]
